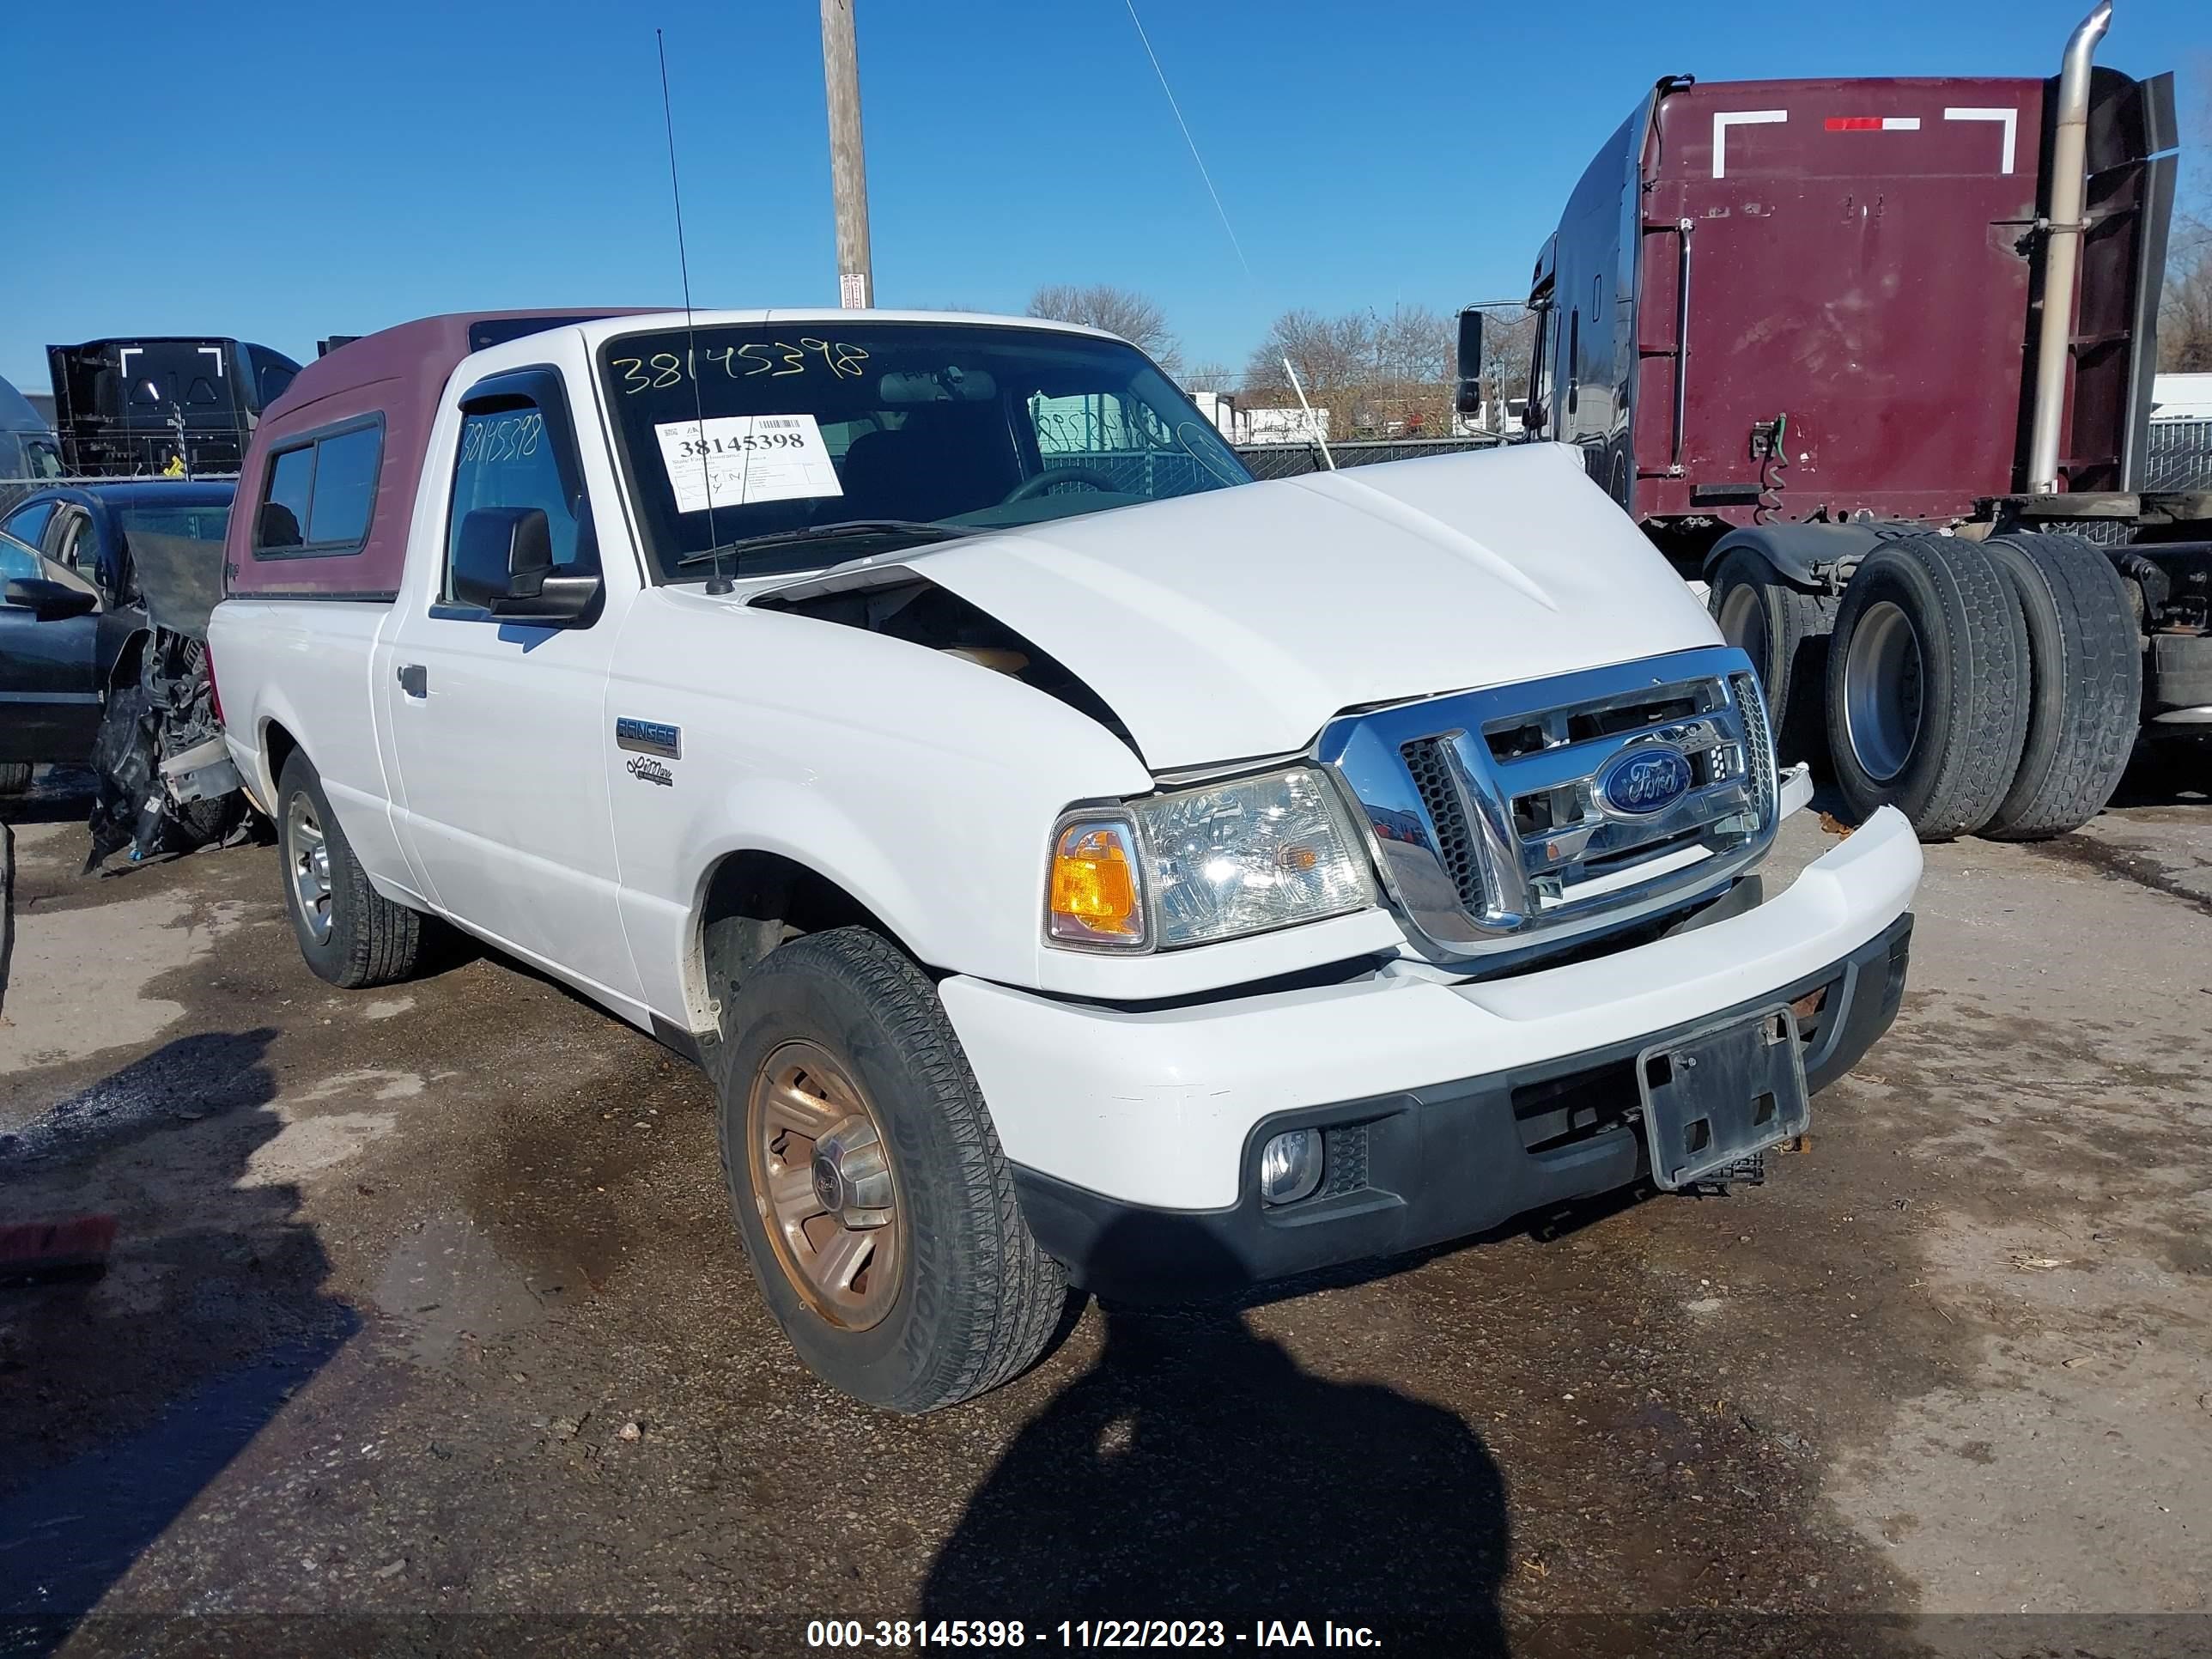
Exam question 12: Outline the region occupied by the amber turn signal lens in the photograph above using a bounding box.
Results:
[1048,821,1144,945]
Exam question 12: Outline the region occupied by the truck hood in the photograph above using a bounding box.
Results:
[758,442,1724,771]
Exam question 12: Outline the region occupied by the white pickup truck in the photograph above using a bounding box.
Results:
[209,309,1921,1412]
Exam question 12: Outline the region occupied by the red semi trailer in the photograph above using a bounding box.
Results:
[1461,2,2202,841]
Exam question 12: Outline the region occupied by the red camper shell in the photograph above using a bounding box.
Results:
[222,311,648,600]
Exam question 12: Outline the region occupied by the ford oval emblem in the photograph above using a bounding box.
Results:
[1599,746,1692,816]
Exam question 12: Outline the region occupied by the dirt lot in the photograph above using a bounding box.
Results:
[3,762,2209,1657]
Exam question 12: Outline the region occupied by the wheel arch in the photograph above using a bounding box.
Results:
[681,848,918,1036]
[1705,522,1887,589]
[260,715,304,808]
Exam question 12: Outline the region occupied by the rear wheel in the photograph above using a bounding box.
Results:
[0,763,29,795]
[276,750,423,988]
[1707,550,1838,768]
[710,926,1067,1413]
[1826,534,2030,841]
[1978,533,2141,840]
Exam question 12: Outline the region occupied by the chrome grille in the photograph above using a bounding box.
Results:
[1730,671,1777,823]
[1401,738,1483,913]
[1320,647,1777,963]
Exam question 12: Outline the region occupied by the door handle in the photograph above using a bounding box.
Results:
[397,664,428,699]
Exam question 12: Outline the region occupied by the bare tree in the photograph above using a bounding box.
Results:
[1238,307,1463,436]
[2164,216,2212,373]
[1243,309,1370,401]
[2156,61,2212,374]
[1027,284,1182,374]
[1181,361,1236,394]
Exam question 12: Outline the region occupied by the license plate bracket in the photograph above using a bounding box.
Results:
[1636,1006,1810,1191]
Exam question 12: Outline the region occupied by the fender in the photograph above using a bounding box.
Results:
[1704,521,1887,590]
[663,782,952,1033]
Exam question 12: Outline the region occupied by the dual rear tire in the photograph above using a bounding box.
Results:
[1820,533,2137,841]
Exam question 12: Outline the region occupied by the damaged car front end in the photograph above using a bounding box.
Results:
[86,526,248,867]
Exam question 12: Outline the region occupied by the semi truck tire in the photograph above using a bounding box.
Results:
[0,763,29,795]
[1978,533,2141,841]
[275,749,423,988]
[711,926,1067,1413]
[1825,535,2029,841]
[1706,549,1839,766]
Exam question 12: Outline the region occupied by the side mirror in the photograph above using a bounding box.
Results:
[1522,400,1547,434]
[1454,308,1485,415]
[452,506,599,624]
[3,577,98,621]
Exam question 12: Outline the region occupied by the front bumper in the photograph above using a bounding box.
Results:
[1012,910,1909,1299]
[939,805,1921,1293]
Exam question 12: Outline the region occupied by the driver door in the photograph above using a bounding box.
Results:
[0,538,102,763]
[380,365,643,1006]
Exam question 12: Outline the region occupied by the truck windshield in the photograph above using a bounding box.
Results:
[599,322,1253,580]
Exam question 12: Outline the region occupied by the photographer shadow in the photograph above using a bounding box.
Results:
[923,1224,1512,1652]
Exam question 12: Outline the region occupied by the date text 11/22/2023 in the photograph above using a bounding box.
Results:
[803,1619,1385,1649]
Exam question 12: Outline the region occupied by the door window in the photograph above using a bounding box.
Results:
[445,384,595,604]
[52,511,96,572]
[0,501,54,546]
[0,530,40,585]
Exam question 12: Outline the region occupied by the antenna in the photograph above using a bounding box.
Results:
[1121,0,1334,471]
[657,28,732,595]
[1280,357,1334,470]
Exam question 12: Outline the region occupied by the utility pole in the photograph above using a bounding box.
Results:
[819,0,873,309]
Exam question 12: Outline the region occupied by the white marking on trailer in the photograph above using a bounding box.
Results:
[1712,109,1788,179]
[1882,116,1920,131]
[198,345,225,378]
[1943,106,2018,173]
[117,346,140,384]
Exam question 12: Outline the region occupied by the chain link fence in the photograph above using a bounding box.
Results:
[2144,419,2212,494]
[1231,436,1503,480]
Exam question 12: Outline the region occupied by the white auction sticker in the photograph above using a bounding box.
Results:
[652,414,844,514]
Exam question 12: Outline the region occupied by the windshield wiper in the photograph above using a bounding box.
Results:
[675,520,972,569]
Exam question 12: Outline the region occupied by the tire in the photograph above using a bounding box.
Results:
[1978,533,2142,840]
[0,763,29,795]
[709,926,1067,1413]
[173,790,246,849]
[1825,534,2030,841]
[275,749,422,988]
[1707,549,1839,768]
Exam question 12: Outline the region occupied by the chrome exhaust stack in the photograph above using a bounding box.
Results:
[2024,0,2113,495]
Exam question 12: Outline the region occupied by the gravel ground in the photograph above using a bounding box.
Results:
[1,759,2207,1658]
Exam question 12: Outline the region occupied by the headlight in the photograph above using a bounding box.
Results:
[1047,766,1375,951]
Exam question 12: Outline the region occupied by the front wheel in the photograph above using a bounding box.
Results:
[0,763,29,795]
[710,926,1067,1413]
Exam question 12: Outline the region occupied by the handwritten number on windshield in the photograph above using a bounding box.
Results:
[612,341,871,393]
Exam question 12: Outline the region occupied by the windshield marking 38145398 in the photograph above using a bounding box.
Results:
[599,321,1254,581]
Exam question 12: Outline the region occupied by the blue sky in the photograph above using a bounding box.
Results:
[3,0,2204,392]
